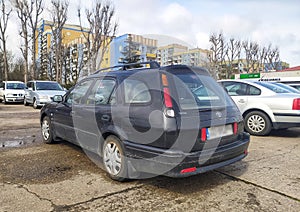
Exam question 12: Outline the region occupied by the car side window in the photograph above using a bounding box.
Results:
[248,85,261,95]
[65,80,94,104]
[86,79,116,105]
[223,82,247,96]
[124,79,151,104]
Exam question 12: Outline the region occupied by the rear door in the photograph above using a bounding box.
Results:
[167,70,242,152]
[221,81,249,113]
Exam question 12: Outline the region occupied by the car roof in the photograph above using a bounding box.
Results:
[3,81,24,83]
[88,64,210,79]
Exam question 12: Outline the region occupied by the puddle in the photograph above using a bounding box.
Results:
[0,135,37,148]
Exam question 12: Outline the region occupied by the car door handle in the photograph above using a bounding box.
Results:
[238,99,245,103]
[101,115,110,121]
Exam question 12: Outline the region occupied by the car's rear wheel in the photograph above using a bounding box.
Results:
[102,136,127,181]
[41,116,54,144]
[244,111,272,136]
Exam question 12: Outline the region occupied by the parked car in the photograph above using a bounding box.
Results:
[24,80,66,109]
[40,62,250,181]
[219,79,300,136]
[267,82,300,94]
[0,81,25,104]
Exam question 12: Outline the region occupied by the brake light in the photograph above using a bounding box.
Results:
[161,74,169,86]
[180,167,197,174]
[201,128,207,141]
[163,87,173,108]
[233,122,238,134]
[292,98,300,110]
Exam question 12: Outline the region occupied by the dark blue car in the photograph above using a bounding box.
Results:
[40,62,250,181]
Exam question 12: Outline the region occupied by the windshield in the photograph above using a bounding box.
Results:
[254,81,291,93]
[7,83,25,89]
[36,82,63,91]
[173,73,234,110]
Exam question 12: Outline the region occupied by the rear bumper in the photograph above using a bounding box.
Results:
[124,132,250,178]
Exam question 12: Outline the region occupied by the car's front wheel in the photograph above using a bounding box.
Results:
[244,111,272,136]
[102,136,127,181]
[33,98,39,109]
[41,116,54,144]
[24,98,29,106]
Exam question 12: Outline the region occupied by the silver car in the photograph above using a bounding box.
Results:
[24,80,66,109]
[219,79,300,136]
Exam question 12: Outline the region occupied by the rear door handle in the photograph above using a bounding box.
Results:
[101,115,110,121]
[238,99,245,103]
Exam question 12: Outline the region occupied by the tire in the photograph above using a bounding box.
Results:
[41,116,54,144]
[33,98,39,109]
[244,111,272,136]
[102,135,128,181]
[24,98,29,106]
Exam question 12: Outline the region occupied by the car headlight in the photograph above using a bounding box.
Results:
[39,95,49,100]
[6,93,13,96]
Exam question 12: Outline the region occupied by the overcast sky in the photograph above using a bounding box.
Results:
[7,0,300,67]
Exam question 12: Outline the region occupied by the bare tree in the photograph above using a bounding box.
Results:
[28,0,44,79]
[265,44,280,71]
[50,0,68,83]
[208,32,226,79]
[13,0,31,83]
[78,0,118,75]
[225,38,241,78]
[242,41,259,73]
[0,0,11,81]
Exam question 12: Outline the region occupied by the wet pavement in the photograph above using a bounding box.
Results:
[0,104,299,211]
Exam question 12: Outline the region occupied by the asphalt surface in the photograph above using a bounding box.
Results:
[0,104,299,211]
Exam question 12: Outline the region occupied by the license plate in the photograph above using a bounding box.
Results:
[207,124,233,140]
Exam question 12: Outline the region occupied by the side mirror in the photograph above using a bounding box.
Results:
[53,95,63,102]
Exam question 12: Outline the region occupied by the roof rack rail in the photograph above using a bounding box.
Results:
[92,61,160,75]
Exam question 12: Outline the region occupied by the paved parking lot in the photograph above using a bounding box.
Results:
[0,104,299,211]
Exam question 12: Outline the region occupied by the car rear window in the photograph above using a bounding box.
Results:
[254,82,290,93]
[173,73,234,110]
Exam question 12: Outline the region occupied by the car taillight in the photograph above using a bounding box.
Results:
[201,128,207,142]
[162,74,175,117]
[163,87,173,108]
[292,98,300,110]
[180,167,197,174]
[233,122,238,134]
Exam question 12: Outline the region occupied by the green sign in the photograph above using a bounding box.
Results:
[239,73,260,79]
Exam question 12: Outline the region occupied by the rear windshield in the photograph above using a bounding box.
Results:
[254,81,290,93]
[36,82,63,91]
[173,73,234,110]
[7,83,25,89]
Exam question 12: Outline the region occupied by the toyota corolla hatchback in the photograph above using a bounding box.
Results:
[40,62,250,181]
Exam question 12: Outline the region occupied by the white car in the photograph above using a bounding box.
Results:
[219,79,300,136]
[0,81,25,104]
[24,80,66,109]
